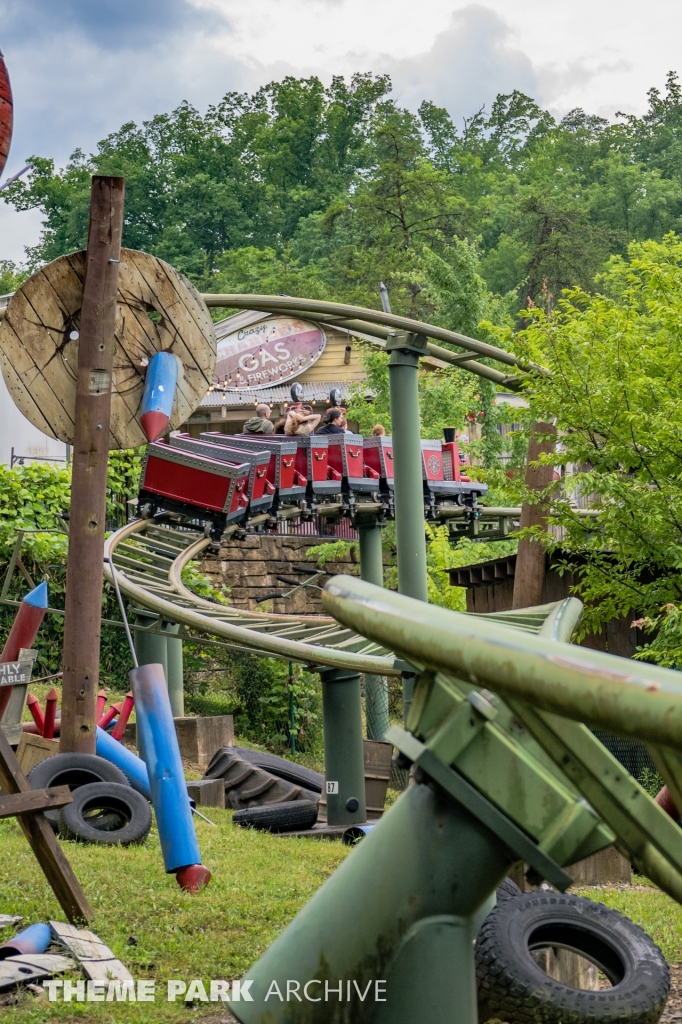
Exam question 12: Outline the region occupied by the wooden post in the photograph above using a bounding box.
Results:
[0,727,92,924]
[512,422,556,609]
[60,176,125,753]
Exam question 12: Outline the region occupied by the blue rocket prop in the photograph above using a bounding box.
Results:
[140,351,179,442]
[130,663,211,892]
[0,923,51,959]
[96,726,152,801]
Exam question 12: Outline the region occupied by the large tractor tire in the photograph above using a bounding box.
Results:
[476,891,669,1024]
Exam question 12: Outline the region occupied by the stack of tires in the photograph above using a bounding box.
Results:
[205,746,322,833]
[479,878,669,1024]
[28,753,151,846]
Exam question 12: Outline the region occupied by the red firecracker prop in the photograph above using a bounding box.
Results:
[0,582,48,722]
[26,692,45,734]
[110,692,134,742]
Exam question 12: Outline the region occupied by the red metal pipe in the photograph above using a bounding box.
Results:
[110,692,134,742]
[26,692,45,734]
[43,687,59,739]
[96,690,107,721]
[23,719,61,736]
[97,702,122,730]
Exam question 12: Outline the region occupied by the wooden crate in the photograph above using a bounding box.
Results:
[364,739,392,820]
[16,734,60,774]
[509,845,631,891]
[187,778,225,809]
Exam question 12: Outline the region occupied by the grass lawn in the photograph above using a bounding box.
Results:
[0,810,347,1023]
[1,807,681,1023]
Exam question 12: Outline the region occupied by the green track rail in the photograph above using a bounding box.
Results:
[103,517,401,675]
[102,516,586,675]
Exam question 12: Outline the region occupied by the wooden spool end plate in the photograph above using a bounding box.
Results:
[0,249,216,450]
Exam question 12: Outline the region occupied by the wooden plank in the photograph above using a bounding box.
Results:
[0,954,74,990]
[0,916,23,929]
[0,726,93,924]
[50,922,133,980]
[0,785,72,818]
[82,959,133,981]
[50,921,112,959]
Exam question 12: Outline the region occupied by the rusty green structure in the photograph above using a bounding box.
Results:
[230,580,682,1024]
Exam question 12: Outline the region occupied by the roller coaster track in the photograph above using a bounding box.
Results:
[102,516,573,675]
[103,516,402,676]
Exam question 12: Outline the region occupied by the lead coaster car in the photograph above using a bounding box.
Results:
[137,440,251,541]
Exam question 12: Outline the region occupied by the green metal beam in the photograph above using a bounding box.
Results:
[199,292,543,378]
[322,576,682,749]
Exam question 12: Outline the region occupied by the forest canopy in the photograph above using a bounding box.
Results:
[4,70,682,332]
[6,71,682,655]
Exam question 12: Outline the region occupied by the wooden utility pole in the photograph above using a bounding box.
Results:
[512,422,556,609]
[60,176,125,753]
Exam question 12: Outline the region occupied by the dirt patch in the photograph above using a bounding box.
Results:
[661,963,682,1023]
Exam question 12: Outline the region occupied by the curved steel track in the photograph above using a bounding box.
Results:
[103,516,401,675]
[104,516,574,675]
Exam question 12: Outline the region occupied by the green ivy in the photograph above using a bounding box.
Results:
[0,455,148,684]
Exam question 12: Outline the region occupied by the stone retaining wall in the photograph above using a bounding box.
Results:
[200,534,360,615]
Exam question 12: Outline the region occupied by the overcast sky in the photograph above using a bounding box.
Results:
[2,0,681,263]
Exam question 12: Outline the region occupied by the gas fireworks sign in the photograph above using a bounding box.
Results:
[214,316,326,390]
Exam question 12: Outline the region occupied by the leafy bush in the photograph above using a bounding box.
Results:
[184,645,322,757]
[0,456,146,684]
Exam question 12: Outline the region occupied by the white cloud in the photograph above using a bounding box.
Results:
[381,6,538,122]
[2,0,682,262]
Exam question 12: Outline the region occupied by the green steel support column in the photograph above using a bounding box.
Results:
[387,332,428,722]
[233,780,512,1024]
[133,611,168,678]
[401,669,417,727]
[387,333,428,603]
[358,522,384,587]
[320,666,366,827]
[358,520,389,740]
[163,621,184,718]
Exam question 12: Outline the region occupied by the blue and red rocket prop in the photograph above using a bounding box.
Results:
[131,663,210,893]
[96,725,152,801]
[0,582,48,722]
[140,351,179,442]
[105,556,210,891]
[0,923,51,959]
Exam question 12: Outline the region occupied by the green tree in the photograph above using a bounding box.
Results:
[0,261,28,294]
[510,233,682,643]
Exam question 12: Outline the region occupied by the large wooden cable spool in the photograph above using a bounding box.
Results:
[0,50,12,177]
[0,249,216,449]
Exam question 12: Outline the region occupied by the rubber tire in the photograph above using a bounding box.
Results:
[58,782,152,846]
[496,876,522,902]
[476,891,669,1024]
[28,753,131,831]
[217,747,323,794]
[232,800,319,833]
